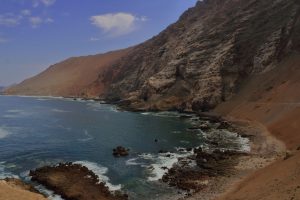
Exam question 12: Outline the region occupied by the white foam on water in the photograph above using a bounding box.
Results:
[0,126,11,139]
[0,161,19,179]
[139,151,193,181]
[125,158,145,166]
[201,129,251,153]
[51,109,70,113]
[141,112,151,115]
[77,130,93,142]
[3,109,31,118]
[74,161,121,191]
[35,184,64,200]
[86,102,106,112]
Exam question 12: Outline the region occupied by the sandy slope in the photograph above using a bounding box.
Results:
[5,48,131,98]
[213,53,300,200]
[0,179,46,200]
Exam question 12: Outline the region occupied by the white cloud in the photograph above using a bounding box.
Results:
[0,13,22,27]
[41,0,56,6]
[33,0,56,7]
[90,37,100,41]
[21,9,31,16]
[29,16,43,28]
[29,16,54,27]
[45,17,54,23]
[90,12,147,37]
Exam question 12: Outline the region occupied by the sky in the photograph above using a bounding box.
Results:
[0,0,197,86]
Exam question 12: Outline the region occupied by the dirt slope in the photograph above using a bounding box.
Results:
[0,179,46,200]
[213,53,300,200]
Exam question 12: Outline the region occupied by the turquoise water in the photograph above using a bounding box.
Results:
[0,96,249,199]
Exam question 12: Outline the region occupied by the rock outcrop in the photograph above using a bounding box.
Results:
[99,0,300,111]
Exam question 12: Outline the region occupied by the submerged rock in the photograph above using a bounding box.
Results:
[113,146,130,157]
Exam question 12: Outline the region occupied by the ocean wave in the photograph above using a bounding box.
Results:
[51,109,70,113]
[201,129,251,153]
[0,161,19,179]
[141,111,192,118]
[35,184,64,200]
[126,158,145,166]
[0,126,11,139]
[74,160,121,191]
[3,109,32,118]
[77,130,93,142]
[87,102,103,111]
[136,151,194,181]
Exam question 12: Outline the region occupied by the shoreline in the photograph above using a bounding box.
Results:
[0,95,288,200]
[185,118,286,200]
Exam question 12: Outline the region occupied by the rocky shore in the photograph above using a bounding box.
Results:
[28,113,259,200]
[29,163,128,200]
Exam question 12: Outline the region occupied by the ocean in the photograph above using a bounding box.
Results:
[0,95,249,199]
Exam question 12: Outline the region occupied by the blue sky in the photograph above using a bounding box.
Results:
[0,0,197,86]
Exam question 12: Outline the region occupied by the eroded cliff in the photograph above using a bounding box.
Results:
[100,0,300,111]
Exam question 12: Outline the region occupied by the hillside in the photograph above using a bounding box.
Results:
[99,0,300,112]
[5,48,131,97]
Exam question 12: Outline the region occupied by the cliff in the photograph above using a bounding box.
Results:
[100,0,300,111]
[7,0,300,112]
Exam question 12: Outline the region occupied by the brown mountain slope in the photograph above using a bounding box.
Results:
[5,48,131,97]
[212,53,300,200]
[215,53,300,150]
[98,0,300,112]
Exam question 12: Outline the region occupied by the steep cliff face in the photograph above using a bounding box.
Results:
[101,0,300,111]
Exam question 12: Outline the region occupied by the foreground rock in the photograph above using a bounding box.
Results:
[0,178,46,200]
[30,163,127,200]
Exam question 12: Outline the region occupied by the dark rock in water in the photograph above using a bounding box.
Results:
[186,147,193,152]
[217,121,231,129]
[154,139,158,143]
[113,146,130,157]
[159,150,168,154]
[208,141,219,146]
[30,162,127,200]
[187,124,211,131]
[179,115,193,119]
[162,148,247,192]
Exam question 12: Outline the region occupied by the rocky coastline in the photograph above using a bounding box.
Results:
[25,106,262,200]
[29,163,128,200]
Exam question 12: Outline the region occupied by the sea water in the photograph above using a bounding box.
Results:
[0,95,249,199]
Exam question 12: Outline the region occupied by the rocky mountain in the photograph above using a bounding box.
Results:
[99,0,300,111]
[6,0,300,112]
[5,49,131,97]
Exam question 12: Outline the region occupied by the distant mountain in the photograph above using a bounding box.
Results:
[5,48,131,97]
